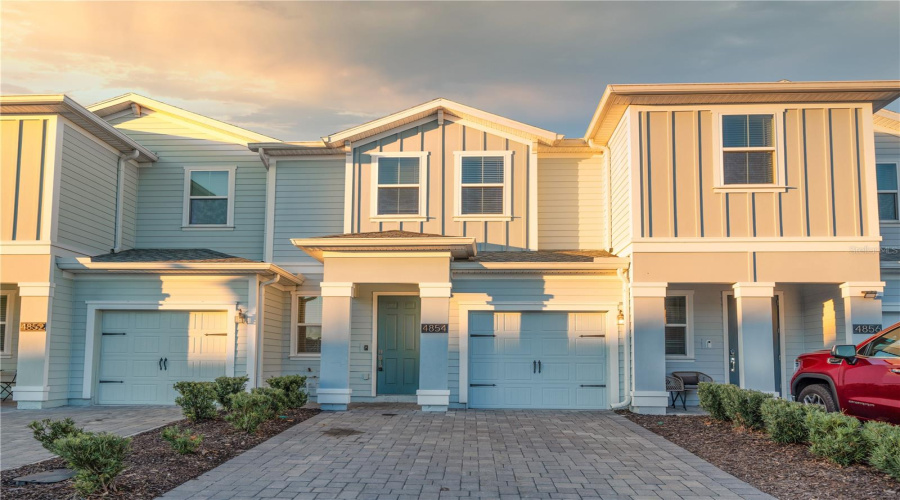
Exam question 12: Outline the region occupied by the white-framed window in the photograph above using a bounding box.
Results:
[369,152,428,221]
[453,151,513,220]
[713,110,785,192]
[0,293,11,356]
[877,162,899,221]
[291,294,322,357]
[182,166,237,228]
[665,291,694,359]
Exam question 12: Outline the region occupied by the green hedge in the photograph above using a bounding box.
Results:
[213,375,248,411]
[698,382,729,421]
[266,375,308,408]
[806,411,868,466]
[719,384,772,430]
[862,421,900,480]
[173,381,218,422]
[760,398,821,444]
[225,390,282,433]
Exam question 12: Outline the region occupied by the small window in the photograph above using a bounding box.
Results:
[866,328,899,358]
[295,296,322,355]
[454,151,512,219]
[665,294,692,357]
[0,294,8,354]
[877,163,899,221]
[721,114,776,185]
[183,167,236,227]
[370,153,427,219]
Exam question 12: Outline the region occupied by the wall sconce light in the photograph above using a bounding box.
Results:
[235,308,248,324]
[617,309,625,325]
[863,291,879,299]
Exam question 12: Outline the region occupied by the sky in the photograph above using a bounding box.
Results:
[2,1,899,141]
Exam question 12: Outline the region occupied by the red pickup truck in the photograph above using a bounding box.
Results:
[790,324,900,424]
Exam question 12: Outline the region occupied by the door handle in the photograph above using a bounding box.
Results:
[533,360,537,374]
[377,355,383,372]
[538,360,542,374]
[159,358,163,370]
[730,350,736,373]
[163,358,168,371]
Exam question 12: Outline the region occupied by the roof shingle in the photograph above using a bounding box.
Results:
[91,249,255,263]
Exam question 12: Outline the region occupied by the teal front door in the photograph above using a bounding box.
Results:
[377,296,420,395]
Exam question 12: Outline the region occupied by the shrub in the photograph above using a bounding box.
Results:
[266,375,308,409]
[161,426,203,455]
[54,432,131,496]
[225,391,275,433]
[251,387,288,415]
[862,421,900,480]
[806,411,868,466]
[173,381,218,422]
[214,375,249,410]
[720,385,772,430]
[718,383,743,422]
[28,418,84,454]
[698,382,728,421]
[760,398,822,444]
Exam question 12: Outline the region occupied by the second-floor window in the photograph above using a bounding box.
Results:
[183,166,236,227]
[877,162,899,221]
[370,153,427,219]
[294,295,322,356]
[721,114,776,185]
[454,151,512,219]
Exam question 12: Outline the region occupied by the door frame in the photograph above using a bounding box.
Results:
[83,301,238,401]
[371,292,419,397]
[458,301,620,406]
[721,291,788,397]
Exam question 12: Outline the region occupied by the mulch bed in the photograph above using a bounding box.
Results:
[2,407,320,499]
[620,411,898,499]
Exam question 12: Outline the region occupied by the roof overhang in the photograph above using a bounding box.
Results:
[1,94,158,162]
[451,258,630,274]
[291,236,477,262]
[248,141,346,157]
[875,109,900,135]
[57,257,304,285]
[584,80,900,145]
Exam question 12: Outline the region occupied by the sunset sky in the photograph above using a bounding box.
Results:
[2,1,899,141]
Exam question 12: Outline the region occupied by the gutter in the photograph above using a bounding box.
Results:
[113,149,140,253]
[609,266,632,410]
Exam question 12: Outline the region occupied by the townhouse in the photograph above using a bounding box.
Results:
[1,80,898,414]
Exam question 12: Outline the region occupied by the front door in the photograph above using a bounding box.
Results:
[726,295,782,393]
[376,296,420,395]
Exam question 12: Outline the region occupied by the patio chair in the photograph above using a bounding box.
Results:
[671,371,714,409]
[666,375,685,409]
[0,370,16,402]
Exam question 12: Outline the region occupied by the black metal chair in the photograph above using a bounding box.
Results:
[671,371,714,409]
[0,370,16,402]
[666,375,686,409]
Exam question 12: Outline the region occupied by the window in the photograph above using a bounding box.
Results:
[0,294,8,355]
[454,151,512,219]
[865,328,899,358]
[294,296,322,355]
[665,292,693,358]
[370,153,427,220]
[182,166,236,227]
[877,163,899,221]
[721,114,776,185]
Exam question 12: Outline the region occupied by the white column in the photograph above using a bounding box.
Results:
[733,282,776,393]
[317,282,356,411]
[13,282,56,409]
[417,282,452,411]
[631,282,668,415]
[840,282,885,345]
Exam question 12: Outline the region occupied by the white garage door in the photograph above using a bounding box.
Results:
[468,311,608,409]
[97,311,228,405]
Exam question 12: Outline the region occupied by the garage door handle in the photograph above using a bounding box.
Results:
[163,358,168,371]
[159,358,163,370]
[469,384,496,387]
[580,384,606,388]
[538,360,542,373]
[533,360,537,374]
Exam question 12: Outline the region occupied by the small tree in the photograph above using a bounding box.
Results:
[54,432,131,496]
[28,418,84,454]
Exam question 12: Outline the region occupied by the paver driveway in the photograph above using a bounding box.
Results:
[0,403,183,471]
[162,405,772,499]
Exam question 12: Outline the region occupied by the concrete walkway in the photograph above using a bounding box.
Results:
[0,402,184,471]
[162,406,772,499]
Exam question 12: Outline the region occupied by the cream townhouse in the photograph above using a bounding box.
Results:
[1,80,899,415]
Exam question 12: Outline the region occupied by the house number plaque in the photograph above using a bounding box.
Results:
[20,322,47,332]
[421,324,448,333]
[852,324,882,335]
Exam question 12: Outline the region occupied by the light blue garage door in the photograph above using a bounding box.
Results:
[468,311,608,409]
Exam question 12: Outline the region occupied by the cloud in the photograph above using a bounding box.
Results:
[2,1,898,140]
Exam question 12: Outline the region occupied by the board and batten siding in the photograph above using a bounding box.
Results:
[635,106,873,240]
[272,159,345,266]
[537,155,605,250]
[1,118,51,242]
[876,130,900,251]
[109,111,266,260]
[351,119,532,251]
[608,113,632,256]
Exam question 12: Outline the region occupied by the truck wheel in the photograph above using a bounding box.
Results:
[798,384,838,412]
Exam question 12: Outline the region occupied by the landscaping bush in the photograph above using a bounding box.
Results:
[161,426,203,455]
[760,398,821,444]
[28,417,84,454]
[173,381,218,422]
[698,382,728,421]
[718,383,743,421]
[718,384,772,429]
[251,386,288,414]
[862,421,900,480]
[806,411,868,466]
[53,432,131,496]
[225,391,274,433]
[266,374,308,408]
[214,375,249,410]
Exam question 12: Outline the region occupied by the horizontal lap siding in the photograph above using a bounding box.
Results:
[609,114,632,255]
[49,268,74,402]
[538,156,604,250]
[261,286,284,382]
[120,162,139,250]
[58,125,119,253]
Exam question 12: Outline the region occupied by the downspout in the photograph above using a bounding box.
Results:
[256,274,281,386]
[113,149,140,253]
[610,265,632,410]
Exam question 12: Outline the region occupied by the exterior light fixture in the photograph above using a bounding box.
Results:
[235,308,248,324]
[617,309,625,325]
[863,291,879,299]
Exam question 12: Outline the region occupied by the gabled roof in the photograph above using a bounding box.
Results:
[875,109,900,135]
[0,94,158,162]
[321,98,562,147]
[87,93,279,144]
[585,80,900,145]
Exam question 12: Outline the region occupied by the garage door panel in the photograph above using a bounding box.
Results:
[133,311,162,329]
[503,386,533,406]
[100,359,128,379]
[503,361,534,381]
[100,336,128,354]
[470,361,500,382]
[540,362,571,381]
[97,383,127,403]
[537,313,567,331]
[576,362,605,382]
[539,386,572,407]
[575,337,605,356]
[541,337,570,356]
[576,387,606,407]
[133,336,161,354]
[500,337,534,356]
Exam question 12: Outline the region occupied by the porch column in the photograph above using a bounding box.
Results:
[317,282,356,411]
[417,283,452,411]
[631,282,668,415]
[733,282,776,393]
[13,282,56,409]
[840,282,885,345]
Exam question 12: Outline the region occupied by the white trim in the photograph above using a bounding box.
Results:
[733,282,775,298]
[316,388,352,404]
[528,143,539,250]
[353,116,438,149]
[631,237,881,253]
[839,281,886,298]
[451,117,535,148]
[49,117,65,243]
[181,165,237,228]
[18,283,55,297]
[876,161,900,221]
[246,276,259,388]
[371,291,420,396]
[368,151,429,221]
[344,144,353,233]
[320,282,357,297]
[861,103,882,239]
[722,290,788,397]
[264,159,277,262]
[453,151,513,221]
[81,301,238,400]
[58,115,126,158]
[664,290,694,360]
[290,291,323,357]
[40,116,60,242]
[712,109,786,191]
[418,282,452,298]
[631,282,668,298]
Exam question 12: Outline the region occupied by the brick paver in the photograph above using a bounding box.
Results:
[162,406,772,499]
[0,402,183,471]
